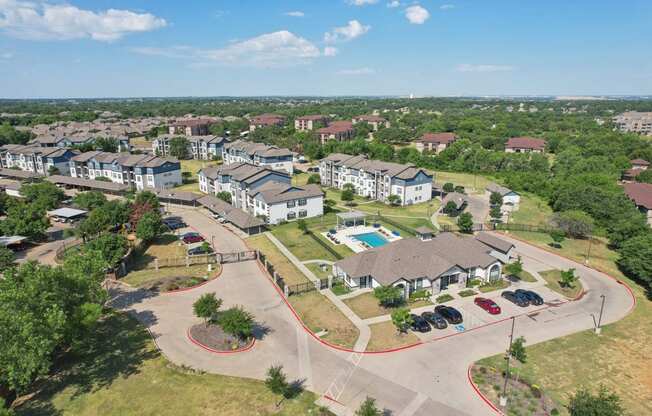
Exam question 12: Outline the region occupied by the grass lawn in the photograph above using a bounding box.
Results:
[246,235,310,286]
[324,187,439,219]
[539,269,583,299]
[172,182,201,193]
[479,231,652,415]
[366,321,420,352]
[292,172,311,186]
[15,313,329,416]
[478,279,510,293]
[305,262,332,280]
[342,292,433,320]
[509,192,553,225]
[432,171,494,194]
[180,159,220,176]
[514,270,538,283]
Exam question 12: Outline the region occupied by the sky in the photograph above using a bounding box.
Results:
[0,0,651,98]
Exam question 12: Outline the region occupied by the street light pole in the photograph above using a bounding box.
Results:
[585,235,593,265]
[500,316,516,407]
[596,294,606,334]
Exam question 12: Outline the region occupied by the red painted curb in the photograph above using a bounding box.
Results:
[162,265,223,295]
[467,364,505,416]
[186,327,256,354]
[322,394,345,405]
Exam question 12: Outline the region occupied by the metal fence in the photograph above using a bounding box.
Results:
[118,249,257,277]
[256,250,337,297]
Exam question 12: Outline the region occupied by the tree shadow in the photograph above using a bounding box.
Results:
[252,322,272,341]
[286,378,306,400]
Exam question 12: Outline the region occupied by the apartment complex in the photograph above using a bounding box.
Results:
[415,132,458,153]
[168,119,215,136]
[70,151,182,190]
[152,135,229,160]
[316,121,355,144]
[352,115,390,131]
[613,111,652,136]
[0,144,77,176]
[248,114,286,131]
[319,153,433,206]
[295,115,330,131]
[505,137,547,153]
[222,140,294,174]
[198,162,323,224]
[29,135,130,151]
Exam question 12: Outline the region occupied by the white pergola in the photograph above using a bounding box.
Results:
[336,210,367,229]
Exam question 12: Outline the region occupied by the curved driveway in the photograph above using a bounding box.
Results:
[109,210,635,416]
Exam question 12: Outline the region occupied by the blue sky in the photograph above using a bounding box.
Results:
[0,0,651,98]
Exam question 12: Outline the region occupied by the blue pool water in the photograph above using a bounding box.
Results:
[353,232,389,248]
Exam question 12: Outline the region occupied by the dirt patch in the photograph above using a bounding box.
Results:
[140,267,220,292]
[189,324,251,352]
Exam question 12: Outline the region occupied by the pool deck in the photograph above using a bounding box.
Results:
[322,225,402,253]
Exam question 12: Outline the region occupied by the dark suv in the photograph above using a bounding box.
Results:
[501,290,530,307]
[514,289,543,306]
[434,305,463,324]
[409,314,431,332]
[421,311,448,329]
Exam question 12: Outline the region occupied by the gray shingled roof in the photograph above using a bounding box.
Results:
[321,153,431,181]
[252,182,323,204]
[486,183,516,196]
[475,232,515,254]
[441,192,468,209]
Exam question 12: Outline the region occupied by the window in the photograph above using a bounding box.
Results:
[287,212,297,220]
[416,278,423,289]
[299,210,307,218]
[298,198,307,206]
[287,200,296,208]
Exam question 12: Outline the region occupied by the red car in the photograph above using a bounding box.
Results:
[182,234,205,244]
[474,297,501,315]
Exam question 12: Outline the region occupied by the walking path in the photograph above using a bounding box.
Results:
[264,231,371,351]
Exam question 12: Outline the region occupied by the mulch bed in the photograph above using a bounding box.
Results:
[189,324,251,352]
[142,268,220,293]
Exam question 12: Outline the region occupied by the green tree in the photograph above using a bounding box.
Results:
[560,268,577,288]
[443,200,459,216]
[635,169,652,184]
[549,229,566,248]
[552,210,594,239]
[355,397,382,416]
[457,212,474,233]
[490,192,503,206]
[0,247,15,273]
[20,181,64,210]
[169,136,190,159]
[504,256,524,277]
[390,308,413,334]
[323,198,336,214]
[193,293,222,325]
[217,307,255,340]
[387,194,402,206]
[341,188,355,205]
[72,191,107,211]
[136,211,162,242]
[306,174,321,184]
[443,182,455,193]
[134,191,161,210]
[510,336,527,363]
[82,233,128,267]
[489,206,502,222]
[265,365,290,408]
[2,201,49,240]
[617,233,652,285]
[93,137,119,152]
[216,191,232,204]
[567,385,624,416]
[373,285,404,307]
[296,219,308,234]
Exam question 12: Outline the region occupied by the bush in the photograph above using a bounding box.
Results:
[458,289,476,297]
[373,285,405,307]
[217,306,255,340]
[466,278,481,287]
[436,294,454,303]
[551,210,594,239]
[408,289,429,302]
[442,182,455,193]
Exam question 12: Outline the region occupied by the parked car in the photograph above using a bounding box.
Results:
[409,314,431,333]
[182,234,205,244]
[187,243,213,256]
[501,291,530,307]
[515,289,544,306]
[474,297,502,315]
[434,305,463,324]
[163,217,187,230]
[421,311,448,329]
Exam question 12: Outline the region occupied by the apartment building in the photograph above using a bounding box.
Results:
[152,135,229,160]
[505,137,547,153]
[248,114,286,131]
[29,135,130,151]
[613,111,652,136]
[198,162,323,224]
[168,119,214,136]
[295,115,330,131]
[222,140,294,174]
[70,151,181,190]
[319,153,433,206]
[415,132,458,153]
[0,144,77,176]
[316,121,355,144]
[352,115,390,131]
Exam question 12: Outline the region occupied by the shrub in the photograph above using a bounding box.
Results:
[373,285,405,307]
[408,289,429,302]
[436,294,454,303]
[390,308,412,333]
[466,278,481,287]
[217,306,255,340]
[551,210,594,239]
[458,289,476,297]
[442,182,455,193]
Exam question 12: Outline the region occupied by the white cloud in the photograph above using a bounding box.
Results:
[337,67,375,75]
[133,31,323,68]
[456,64,516,72]
[440,4,455,10]
[285,11,304,17]
[324,20,370,43]
[348,0,379,5]
[0,51,12,59]
[323,46,338,56]
[387,1,401,8]
[0,0,166,41]
[405,5,430,24]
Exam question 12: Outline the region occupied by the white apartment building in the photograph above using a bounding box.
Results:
[319,153,433,206]
[295,115,330,131]
[613,111,652,136]
[152,135,229,160]
[0,144,77,176]
[222,140,294,174]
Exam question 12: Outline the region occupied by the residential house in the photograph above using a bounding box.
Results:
[168,119,214,136]
[415,132,458,153]
[198,162,323,224]
[622,158,649,182]
[69,151,181,190]
[249,114,286,131]
[486,183,521,205]
[152,135,229,160]
[352,115,390,131]
[319,153,432,206]
[0,144,77,176]
[505,137,547,153]
[613,111,652,136]
[222,140,294,174]
[316,121,355,144]
[623,182,652,226]
[333,232,506,296]
[295,115,329,131]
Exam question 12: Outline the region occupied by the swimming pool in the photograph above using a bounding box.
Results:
[353,232,389,248]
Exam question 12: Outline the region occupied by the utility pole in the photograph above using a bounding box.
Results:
[500,316,516,407]
[595,294,606,334]
[585,235,593,265]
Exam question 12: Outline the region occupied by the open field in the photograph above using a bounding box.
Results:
[15,313,328,416]
[509,192,553,225]
[324,187,440,218]
[342,292,433,320]
[539,269,583,299]
[432,171,494,194]
[366,321,420,352]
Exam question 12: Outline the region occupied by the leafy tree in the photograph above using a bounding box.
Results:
[47,165,60,175]
[296,219,308,234]
[341,188,355,204]
[443,182,455,193]
[83,233,128,267]
[323,199,336,214]
[193,293,222,325]
[135,211,162,242]
[509,336,527,363]
[617,233,652,285]
[387,194,402,206]
[217,307,255,340]
[607,215,648,249]
[306,174,321,184]
[560,268,577,288]
[169,136,190,159]
[134,191,161,210]
[355,397,382,416]
[20,181,64,210]
[373,285,404,307]
[454,185,465,194]
[489,206,502,222]
[552,210,594,239]
[2,201,48,240]
[549,229,566,248]
[390,308,412,334]
[504,256,523,277]
[490,192,503,206]
[457,212,474,233]
[216,191,232,204]
[0,123,33,145]
[635,169,652,184]
[72,191,107,210]
[93,137,119,152]
[0,247,15,273]
[443,200,459,216]
[567,385,624,416]
[265,365,290,408]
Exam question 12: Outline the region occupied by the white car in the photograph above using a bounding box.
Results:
[217,217,227,224]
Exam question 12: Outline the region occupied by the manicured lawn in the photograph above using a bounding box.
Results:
[180,159,219,176]
[246,235,310,286]
[324,187,439,218]
[539,269,583,299]
[288,292,359,349]
[478,279,510,293]
[509,192,553,225]
[366,321,420,352]
[513,270,538,283]
[305,262,332,280]
[15,313,329,416]
[342,292,433,320]
[172,182,201,193]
